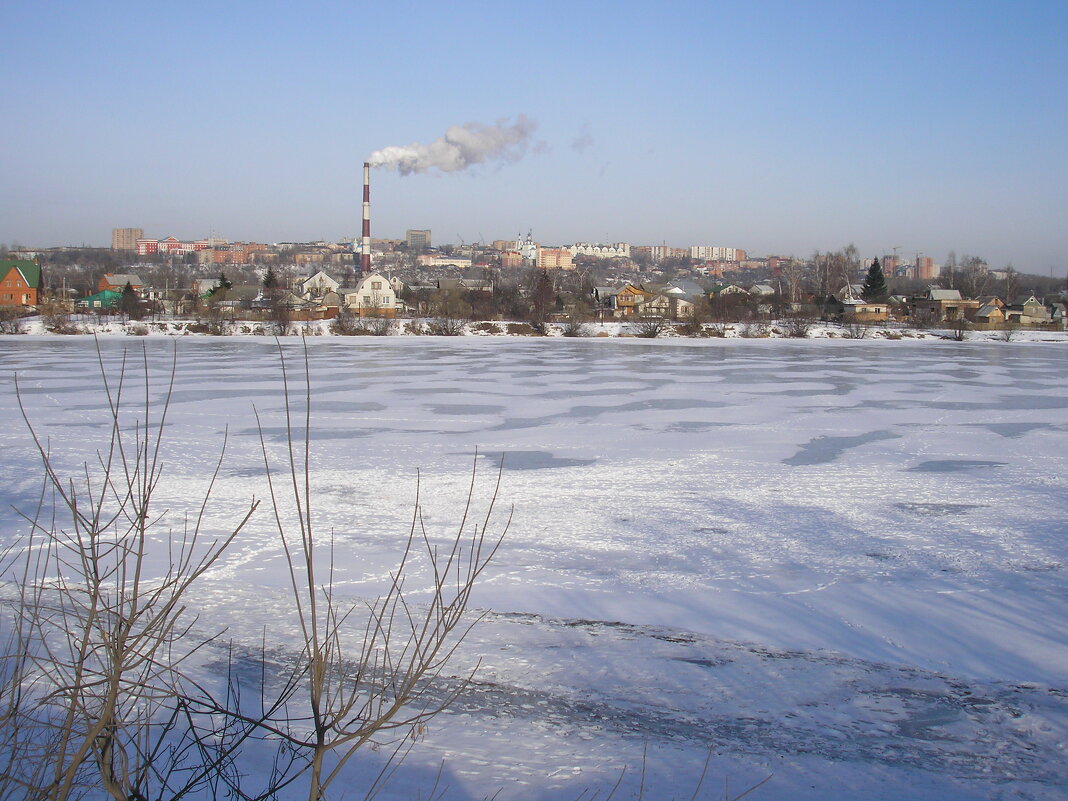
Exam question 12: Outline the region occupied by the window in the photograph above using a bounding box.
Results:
[371,281,381,290]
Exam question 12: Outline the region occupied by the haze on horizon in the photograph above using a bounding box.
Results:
[2,1,1066,275]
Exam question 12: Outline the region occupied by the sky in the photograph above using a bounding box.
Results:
[2,0,1066,274]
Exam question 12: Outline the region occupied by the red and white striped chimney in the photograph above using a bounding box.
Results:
[360,162,372,274]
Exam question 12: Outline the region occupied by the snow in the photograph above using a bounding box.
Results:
[1,335,1066,800]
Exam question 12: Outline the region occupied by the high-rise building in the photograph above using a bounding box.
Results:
[915,256,936,281]
[406,229,431,250]
[881,255,901,277]
[690,245,743,262]
[112,228,143,251]
[536,247,574,270]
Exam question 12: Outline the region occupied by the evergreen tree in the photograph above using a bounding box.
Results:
[120,281,144,320]
[861,258,888,302]
[208,271,232,299]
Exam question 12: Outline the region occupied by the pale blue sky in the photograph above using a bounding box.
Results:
[2,1,1066,273]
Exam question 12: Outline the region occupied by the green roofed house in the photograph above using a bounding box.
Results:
[78,289,123,310]
[0,259,42,307]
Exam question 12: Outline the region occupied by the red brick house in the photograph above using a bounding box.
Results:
[0,259,42,307]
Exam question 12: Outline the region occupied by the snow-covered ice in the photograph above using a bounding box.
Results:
[1,336,1066,800]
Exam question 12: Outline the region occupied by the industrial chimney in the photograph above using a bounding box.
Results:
[360,162,372,274]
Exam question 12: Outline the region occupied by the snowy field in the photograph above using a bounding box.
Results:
[1,336,1066,800]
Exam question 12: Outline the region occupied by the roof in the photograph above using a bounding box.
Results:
[1,259,42,288]
[79,289,123,304]
[711,284,748,295]
[103,273,144,287]
[669,279,706,299]
[927,289,962,301]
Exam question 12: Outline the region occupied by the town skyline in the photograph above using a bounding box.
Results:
[2,1,1066,275]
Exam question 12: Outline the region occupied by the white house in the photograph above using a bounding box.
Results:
[343,272,397,317]
[298,270,340,298]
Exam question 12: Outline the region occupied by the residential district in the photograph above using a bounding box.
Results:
[0,228,1065,336]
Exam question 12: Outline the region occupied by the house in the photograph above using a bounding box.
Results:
[841,298,889,323]
[1005,294,1051,325]
[910,288,981,322]
[78,289,123,310]
[342,272,397,317]
[0,259,42,307]
[644,292,694,320]
[710,284,749,297]
[614,284,655,318]
[620,283,695,319]
[749,284,776,297]
[98,273,145,294]
[219,285,261,308]
[436,278,492,293]
[975,304,1006,325]
[886,295,910,319]
[297,270,340,299]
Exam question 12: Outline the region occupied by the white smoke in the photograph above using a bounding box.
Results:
[368,115,538,175]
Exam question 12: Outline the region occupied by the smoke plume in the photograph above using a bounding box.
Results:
[368,115,538,175]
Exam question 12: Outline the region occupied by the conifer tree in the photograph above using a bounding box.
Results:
[120,281,143,319]
[861,257,888,302]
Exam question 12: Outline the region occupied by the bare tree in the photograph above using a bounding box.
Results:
[1003,265,1020,303]
[780,258,806,305]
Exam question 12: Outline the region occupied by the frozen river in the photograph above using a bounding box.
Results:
[1,336,1066,800]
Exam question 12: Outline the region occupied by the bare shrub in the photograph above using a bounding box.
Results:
[840,319,868,339]
[1,340,516,801]
[739,320,769,338]
[0,306,24,334]
[783,315,814,338]
[426,315,467,336]
[404,320,428,335]
[331,310,395,336]
[999,322,1019,342]
[561,318,590,337]
[3,345,270,801]
[45,314,80,334]
[473,321,502,335]
[634,316,669,338]
[506,322,535,335]
[363,314,395,336]
[254,345,508,800]
[676,316,707,337]
[949,316,969,341]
